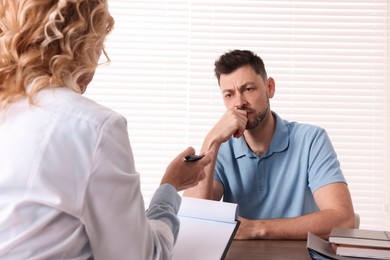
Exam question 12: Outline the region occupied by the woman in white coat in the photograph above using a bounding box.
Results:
[0,0,211,259]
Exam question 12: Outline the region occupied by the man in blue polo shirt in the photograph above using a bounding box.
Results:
[184,49,356,240]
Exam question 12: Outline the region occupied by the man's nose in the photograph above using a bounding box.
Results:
[235,94,247,110]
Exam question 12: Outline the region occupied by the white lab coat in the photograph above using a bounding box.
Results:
[0,87,180,260]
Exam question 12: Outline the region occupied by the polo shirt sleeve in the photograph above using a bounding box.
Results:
[307,128,347,192]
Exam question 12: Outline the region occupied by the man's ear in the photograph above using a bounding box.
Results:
[267,77,275,98]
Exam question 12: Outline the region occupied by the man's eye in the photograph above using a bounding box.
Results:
[245,87,254,92]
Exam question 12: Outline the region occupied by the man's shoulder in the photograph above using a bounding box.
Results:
[286,120,323,130]
[218,136,246,159]
[275,115,330,146]
[283,118,326,136]
[273,112,324,134]
[280,119,335,155]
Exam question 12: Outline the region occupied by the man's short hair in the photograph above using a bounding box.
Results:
[214,50,267,84]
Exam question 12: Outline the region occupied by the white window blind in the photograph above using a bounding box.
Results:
[85,1,390,231]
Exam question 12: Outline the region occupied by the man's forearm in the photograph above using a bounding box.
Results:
[236,208,355,240]
[183,135,221,199]
[182,167,214,199]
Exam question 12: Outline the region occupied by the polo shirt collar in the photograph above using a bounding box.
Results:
[232,111,289,159]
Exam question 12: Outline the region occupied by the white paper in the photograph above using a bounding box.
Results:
[178,197,237,223]
[172,197,239,260]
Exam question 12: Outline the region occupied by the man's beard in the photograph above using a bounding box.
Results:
[246,100,270,130]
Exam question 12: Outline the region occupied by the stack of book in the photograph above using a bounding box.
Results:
[328,228,390,259]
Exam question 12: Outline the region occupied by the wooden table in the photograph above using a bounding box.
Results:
[224,239,311,260]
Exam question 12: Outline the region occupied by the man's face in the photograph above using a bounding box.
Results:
[219,65,274,130]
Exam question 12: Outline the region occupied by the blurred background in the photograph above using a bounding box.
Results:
[85,1,390,231]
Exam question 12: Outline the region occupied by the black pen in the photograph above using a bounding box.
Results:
[184,154,205,162]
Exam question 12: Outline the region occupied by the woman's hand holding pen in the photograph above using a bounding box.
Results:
[160,147,213,191]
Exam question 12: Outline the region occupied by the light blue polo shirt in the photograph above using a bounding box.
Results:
[214,111,346,219]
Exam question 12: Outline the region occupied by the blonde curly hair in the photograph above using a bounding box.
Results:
[0,0,114,108]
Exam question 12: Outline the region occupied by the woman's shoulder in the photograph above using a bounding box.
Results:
[37,87,125,127]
